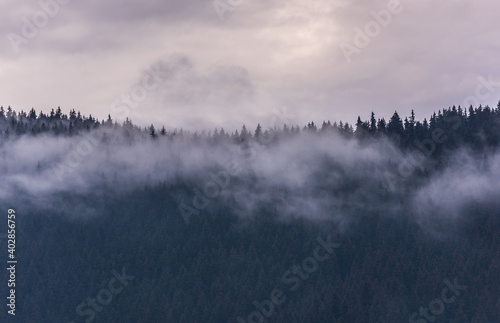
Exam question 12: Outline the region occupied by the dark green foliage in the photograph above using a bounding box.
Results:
[0,103,499,322]
[5,184,500,322]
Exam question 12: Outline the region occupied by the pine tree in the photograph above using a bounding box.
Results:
[370,112,377,133]
[149,124,157,138]
[254,123,262,140]
[29,108,37,120]
[377,118,386,133]
[387,111,404,136]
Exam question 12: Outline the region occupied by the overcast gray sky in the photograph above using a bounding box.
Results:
[2,0,500,130]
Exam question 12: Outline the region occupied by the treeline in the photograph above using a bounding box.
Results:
[1,104,499,154]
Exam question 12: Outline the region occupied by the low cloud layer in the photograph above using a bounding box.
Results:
[412,148,500,218]
[2,127,498,236]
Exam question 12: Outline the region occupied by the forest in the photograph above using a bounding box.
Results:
[0,103,499,322]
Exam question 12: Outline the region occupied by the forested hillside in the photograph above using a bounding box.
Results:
[0,104,499,322]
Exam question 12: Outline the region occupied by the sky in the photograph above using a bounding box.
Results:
[2,0,500,131]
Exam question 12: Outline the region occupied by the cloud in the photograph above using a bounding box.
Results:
[1,1,500,130]
[412,148,500,219]
[119,53,256,129]
[0,127,403,225]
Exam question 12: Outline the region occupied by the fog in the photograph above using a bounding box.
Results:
[411,147,500,237]
[1,125,498,233]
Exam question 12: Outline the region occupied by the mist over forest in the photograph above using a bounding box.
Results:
[0,104,499,322]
